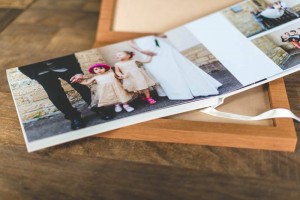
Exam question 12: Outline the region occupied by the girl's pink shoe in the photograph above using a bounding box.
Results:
[146,97,156,105]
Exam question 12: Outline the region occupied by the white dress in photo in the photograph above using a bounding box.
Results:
[261,8,284,19]
[134,36,222,100]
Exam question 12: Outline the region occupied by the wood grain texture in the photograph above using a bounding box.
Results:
[1,143,300,200]
[0,0,34,9]
[96,0,149,43]
[1,0,300,199]
[0,0,99,93]
[0,8,22,32]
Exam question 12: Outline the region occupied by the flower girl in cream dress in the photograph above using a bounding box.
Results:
[79,63,134,113]
[114,51,157,104]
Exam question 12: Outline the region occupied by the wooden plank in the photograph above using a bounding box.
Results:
[0,0,34,9]
[0,8,22,32]
[0,143,299,200]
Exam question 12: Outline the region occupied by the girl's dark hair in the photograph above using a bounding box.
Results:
[124,51,135,59]
[95,66,109,72]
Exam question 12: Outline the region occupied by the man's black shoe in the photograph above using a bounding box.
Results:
[96,107,115,120]
[71,118,85,130]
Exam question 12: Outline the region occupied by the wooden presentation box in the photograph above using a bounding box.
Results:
[93,0,297,152]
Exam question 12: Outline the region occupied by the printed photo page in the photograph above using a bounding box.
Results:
[165,0,300,88]
[7,0,300,152]
[7,38,223,152]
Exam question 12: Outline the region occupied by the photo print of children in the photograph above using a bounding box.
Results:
[223,0,300,38]
[7,49,122,142]
[77,63,135,113]
[8,38,229,145]
[252,22,300,69]
[17,54,115,131]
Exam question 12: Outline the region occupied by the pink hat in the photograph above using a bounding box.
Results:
[88,63,111,74]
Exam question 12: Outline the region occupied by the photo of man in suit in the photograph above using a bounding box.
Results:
[19,54,115,130]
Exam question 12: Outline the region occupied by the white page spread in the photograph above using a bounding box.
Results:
[184,13,283,86]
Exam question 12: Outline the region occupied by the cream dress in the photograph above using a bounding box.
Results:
[90,71,133,107]
[116,60,156,92]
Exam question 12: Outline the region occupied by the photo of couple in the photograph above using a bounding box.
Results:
[8,34,236,143]
[223,0,300,37]
[252,22,300,69]
[250,1,298,30]
[281,28,300,48]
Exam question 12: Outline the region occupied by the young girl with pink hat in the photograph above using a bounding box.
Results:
[79,63,135,113]
[114,51,157,105]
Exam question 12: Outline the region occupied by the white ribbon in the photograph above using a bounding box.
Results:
[200,98,300,122]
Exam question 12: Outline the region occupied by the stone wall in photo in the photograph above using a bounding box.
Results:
[7,48,105,122]
[252,36,289,66]
[181,44,223,73]
[222,0,265,37]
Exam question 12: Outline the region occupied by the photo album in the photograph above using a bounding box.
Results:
[7,0,300,152]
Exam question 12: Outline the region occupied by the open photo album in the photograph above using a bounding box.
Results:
[7,0,300,152]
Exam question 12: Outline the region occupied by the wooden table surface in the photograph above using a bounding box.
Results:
[1,1,300,199]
